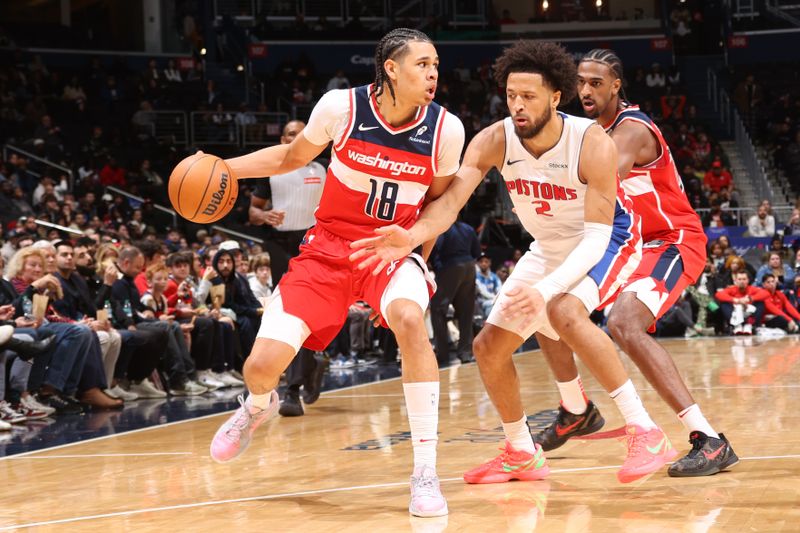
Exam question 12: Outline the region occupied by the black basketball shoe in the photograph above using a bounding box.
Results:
[279,389,304,417]
[667,431,739,477]
[531,401,605,451]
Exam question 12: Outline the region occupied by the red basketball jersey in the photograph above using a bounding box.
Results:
[307,84,461,241]
[604,105,705,245]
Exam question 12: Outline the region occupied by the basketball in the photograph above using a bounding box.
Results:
[168,152,239,224]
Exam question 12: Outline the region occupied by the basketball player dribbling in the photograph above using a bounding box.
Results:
[351,40,676,484]
[529,49,737,477]
[208,28,465,517]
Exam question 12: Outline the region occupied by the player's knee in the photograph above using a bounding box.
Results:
[606,312,627,340]
[243,351,280,380]
[546,295,578,333]
[387,302,425,337]
[472,331,499,363]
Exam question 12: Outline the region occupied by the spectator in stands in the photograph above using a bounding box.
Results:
[715,271,767,335]
[210,246,261,358]
[660,93,686,121]
[709,240,726,272]
[703,204,735,227]
[646,63,666,93]
[134,240,165,295]
[326,69,350,92]
[783,209,800,236]
[164,227,182,253]
[99,156,126,187]
[755,251,795,289]
[690,130,712,164]
[711,255,749,294]
[497,265,509,284]
[33,175,68,205]
[748,204,776,237]
[760,273,800,332]
[475,254,501,319]
[703,161,731,193]
[247,253,272,301]
[163,59,182,83]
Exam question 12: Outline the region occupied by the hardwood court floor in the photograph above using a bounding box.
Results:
[2,336,800,532]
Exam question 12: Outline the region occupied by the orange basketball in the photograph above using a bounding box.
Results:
[168,153,238,224]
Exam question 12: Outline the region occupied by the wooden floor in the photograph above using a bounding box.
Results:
[3,336,800,532]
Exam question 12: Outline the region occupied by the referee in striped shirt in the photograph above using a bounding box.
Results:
[249,120,328,417]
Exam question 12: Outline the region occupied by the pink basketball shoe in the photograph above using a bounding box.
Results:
[210,390,279,463]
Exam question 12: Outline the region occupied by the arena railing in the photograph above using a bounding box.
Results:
[209,225,264,244]
[708,69,775,205]
[105,185,179,228]
[190,111,290,147]
[240,112,291,146]
[34,219,84,236]
[139,111,189,146]
[694,205,794,227]
[3,144,75,191]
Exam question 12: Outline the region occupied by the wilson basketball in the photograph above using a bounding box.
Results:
[168,152,238,224]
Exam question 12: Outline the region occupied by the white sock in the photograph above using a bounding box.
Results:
[502,414,536,453]
[678,404,719,438]
[403,382,439,471]
[556,375,588,414]
[610,380,656,430]
[246,391,273,413]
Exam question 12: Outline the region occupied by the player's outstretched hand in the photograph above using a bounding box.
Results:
[499,284,545,329]
[349,225,415,276]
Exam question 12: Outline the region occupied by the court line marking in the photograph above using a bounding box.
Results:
[0,374,409,462]
[2,454,799,530]
[325,383,800,399]
[5,452,193,460]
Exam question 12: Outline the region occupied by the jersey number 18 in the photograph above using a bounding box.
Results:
[365,178,399,221]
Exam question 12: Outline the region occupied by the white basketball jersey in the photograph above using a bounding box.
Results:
[500,113,594,256]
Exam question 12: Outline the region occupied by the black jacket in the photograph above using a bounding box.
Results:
[211,249,261,319]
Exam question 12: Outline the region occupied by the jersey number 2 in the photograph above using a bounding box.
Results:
[366,179,399,221]
[532,200,553,217]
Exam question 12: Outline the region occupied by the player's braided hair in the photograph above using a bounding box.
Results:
[372,28,432,104]
[580,48,628,103]
[492,40,578,106]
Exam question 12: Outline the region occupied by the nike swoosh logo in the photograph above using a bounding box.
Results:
[358,123,379,131]
[646,437,668,455]
[703,444,726,461]
[502,458,535,472]
[554,418,584,437]
[507,159,524,165]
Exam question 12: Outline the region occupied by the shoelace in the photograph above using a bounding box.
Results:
[622,432,648,458]
[683,434,706,459]
[412,475,439,498]
[225,395,254,439]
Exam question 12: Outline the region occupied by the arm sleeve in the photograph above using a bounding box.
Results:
[766,216,775,235]
[781,293,800,321]
[194,279,211,306]
[95,284,113,311]
[714,287,736,303]
[302,89,352,146]
[534,222,612,302]
[435,112,465,177]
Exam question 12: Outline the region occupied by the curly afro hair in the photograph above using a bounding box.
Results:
[492,40,578,106]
